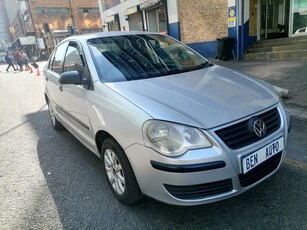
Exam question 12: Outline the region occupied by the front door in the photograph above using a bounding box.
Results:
[61,41,96,150]
[260,0,290,39]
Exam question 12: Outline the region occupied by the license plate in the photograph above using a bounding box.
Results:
[241,137,284,174]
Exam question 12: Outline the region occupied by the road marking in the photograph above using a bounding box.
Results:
[285,158,307,170]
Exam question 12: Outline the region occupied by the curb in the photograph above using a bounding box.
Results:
[285,105,307,120]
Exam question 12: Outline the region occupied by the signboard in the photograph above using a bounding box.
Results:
[106,15,115,23]
[140,0,160,10]
[124,6,138,16]
[9,27,15,34]
[228,6,236,27]
[19,36,36,45]
[37,38,45,50]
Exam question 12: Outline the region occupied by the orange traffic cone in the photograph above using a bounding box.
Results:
[36,68,41,76]
[25,65,29,71]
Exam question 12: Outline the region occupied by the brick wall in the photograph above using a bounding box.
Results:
[249,0,258,36]
[178,0,228,44]
[28,0,101,33]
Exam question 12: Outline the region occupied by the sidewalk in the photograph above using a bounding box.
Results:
[212,58,307,120]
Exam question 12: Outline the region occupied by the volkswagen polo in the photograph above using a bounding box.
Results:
[43,32,291,206]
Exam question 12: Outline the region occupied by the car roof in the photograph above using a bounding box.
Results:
[66,31,163,42]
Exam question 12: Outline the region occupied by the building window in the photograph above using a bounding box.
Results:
[35,7,69,15]
[105,0,120,10]
[78,8,100,14]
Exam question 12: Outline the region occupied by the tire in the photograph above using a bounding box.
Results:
[102,138,142,205]
[47,101,64,130]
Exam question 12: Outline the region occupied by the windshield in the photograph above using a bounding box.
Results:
[87,34,210,82]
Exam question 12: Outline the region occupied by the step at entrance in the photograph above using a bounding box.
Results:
[244,35,307,61]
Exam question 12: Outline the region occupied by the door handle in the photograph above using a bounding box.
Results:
[59,85,63,92]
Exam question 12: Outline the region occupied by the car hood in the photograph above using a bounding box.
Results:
[106,65,279,129]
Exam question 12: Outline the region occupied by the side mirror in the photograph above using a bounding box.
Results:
[59,71,82,85]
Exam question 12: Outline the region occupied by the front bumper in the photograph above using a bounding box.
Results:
[124,105,290,206]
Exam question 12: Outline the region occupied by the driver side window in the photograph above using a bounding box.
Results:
[63,42,85,79]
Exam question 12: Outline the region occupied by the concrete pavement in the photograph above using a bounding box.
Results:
[212,58,307,120]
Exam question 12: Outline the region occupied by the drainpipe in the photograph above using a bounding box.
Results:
[236,0,239,60]
[241,0,244,60]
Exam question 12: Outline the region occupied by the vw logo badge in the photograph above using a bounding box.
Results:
[253,119,266,137]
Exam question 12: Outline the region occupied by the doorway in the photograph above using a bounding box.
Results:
[259,0,290,39]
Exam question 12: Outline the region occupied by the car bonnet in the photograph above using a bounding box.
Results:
[105,65,279,129]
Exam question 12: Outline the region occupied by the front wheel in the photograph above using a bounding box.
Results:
[47,101,64,130]
[102,138,142,205]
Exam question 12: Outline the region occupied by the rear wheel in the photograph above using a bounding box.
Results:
[102,138,142,205]
[47,101,64,130]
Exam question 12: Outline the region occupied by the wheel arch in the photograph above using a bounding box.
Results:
[95,130,118,155]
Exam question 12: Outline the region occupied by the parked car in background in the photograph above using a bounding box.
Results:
[43,32,291,206]
[294,27,307,34]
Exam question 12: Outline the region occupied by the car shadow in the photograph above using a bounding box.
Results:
[26,110,306,229]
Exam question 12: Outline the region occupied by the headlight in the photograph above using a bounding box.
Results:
[143,120,212,157]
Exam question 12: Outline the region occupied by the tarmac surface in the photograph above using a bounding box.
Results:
[211,58,307,120]
[0,60,306,229]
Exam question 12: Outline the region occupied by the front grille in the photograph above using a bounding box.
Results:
[164,179,233,200]
[239,152,282,187]
[215,108,280,149]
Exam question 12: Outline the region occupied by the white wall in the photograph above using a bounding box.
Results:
[98,0,145,31]
[98,0,179,31]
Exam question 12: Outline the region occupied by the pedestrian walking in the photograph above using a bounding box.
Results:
[15,49,23,71]
[11,54,19,70]
[21,50,30,71]
[5,52,16,72]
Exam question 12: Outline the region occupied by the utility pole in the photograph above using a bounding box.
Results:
[68,0,76,28]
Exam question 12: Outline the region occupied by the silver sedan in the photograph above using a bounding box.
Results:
[43,32,291,206]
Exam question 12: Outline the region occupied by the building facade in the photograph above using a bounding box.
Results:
[4,0,102,57]
[0,0,11,51]
[98,0,307,59]
[28,0,102,49]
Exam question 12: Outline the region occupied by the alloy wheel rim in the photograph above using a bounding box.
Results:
[104,149,125,195]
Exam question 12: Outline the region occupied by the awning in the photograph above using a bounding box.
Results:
[140,0,162,10]
[124,5,140,16]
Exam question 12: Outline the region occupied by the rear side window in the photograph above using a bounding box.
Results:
[51,42,68,74]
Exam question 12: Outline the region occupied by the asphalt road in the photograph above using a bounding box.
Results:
[0,64,306,230]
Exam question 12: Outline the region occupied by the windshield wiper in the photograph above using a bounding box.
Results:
[191,61,213,71]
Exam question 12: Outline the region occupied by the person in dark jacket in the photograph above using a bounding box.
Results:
[5,52,16,72]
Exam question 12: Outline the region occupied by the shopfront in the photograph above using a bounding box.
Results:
[258,0,290,39]
[106,14,120,31]
[140,0,168,34]
[257,0,307,39]
[125,5,143,31]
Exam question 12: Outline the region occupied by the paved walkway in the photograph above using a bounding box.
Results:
[212,59,307,120]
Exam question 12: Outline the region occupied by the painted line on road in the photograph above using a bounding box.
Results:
[285,158,307,170]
